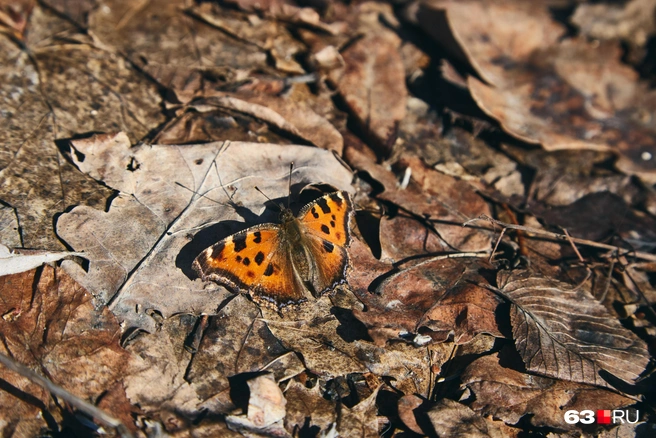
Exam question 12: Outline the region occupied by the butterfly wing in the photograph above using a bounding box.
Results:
[296,191,354,294]
[193,225,307,309]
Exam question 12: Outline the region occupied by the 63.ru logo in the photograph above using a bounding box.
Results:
[564,409,639,425]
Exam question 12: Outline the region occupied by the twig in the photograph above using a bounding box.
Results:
[0,353,134,438]
[464,215,656,262]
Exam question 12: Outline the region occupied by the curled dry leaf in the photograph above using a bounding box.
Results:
[226,374,290,436]
[571,0,656,52]
[0,266,131,434]
[461,352,636,430]
[353,257,503,346]
[186,94,344,154]
[56,133,354,332]
[418,0,656,183]
[498,271,650,387]
[0,244,82,276]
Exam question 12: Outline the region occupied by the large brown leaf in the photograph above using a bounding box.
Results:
[498,271,650,387]
[354,257,504,346]
[0,266,131,435]
[461,351,636,430]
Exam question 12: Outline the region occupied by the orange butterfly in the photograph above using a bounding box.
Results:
[192,189,354,310]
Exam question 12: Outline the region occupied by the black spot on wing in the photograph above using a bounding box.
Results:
[329,192,344,207]
[233,234,247,252]
[211,242,226,260]
[243,257,250,266]
[322,240,334,253]
[255,251,265,265]
[330,220,336,228]
[311,207,319,219]
[236,255,242,262]
[253,231,262,243]
[321,224,330,234]
[316,197,331,214]
[264,263,274,276]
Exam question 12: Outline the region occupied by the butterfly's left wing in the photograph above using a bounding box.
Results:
[297,191,354,294]
[193,225,308,309]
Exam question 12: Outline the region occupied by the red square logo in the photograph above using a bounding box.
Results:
[597,410,611,424]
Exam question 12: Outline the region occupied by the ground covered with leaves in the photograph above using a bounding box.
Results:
[1,0,656,437]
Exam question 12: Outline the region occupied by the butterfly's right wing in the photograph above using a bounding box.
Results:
[296,191,354,295]
[193,225,307,309]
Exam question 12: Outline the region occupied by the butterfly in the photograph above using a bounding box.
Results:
[192,189,354,310]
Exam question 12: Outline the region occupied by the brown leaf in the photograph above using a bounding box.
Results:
[427,398,505,438]
[571,0,656,55]
[499,271,650,386]
[0,266,131,433]
[354,258,503,346]
[335,386,380,438]
[56,133,354,331]
[184,94,344,154]
[461,351,636,430]
[186,295,302,409]
[329,32,407,157]
[345,144,492,261]
[421,0,656,182]
[397,394,425,435]
[284,381,337,435]
[122,314,201,431]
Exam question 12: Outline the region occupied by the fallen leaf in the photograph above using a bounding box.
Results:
[226,373,287,429]
[498,270,650,387]
[0,244,83,276]
[283,380,337,435]
[0,266,131,434]
[345,142,492,261]
[461,351,636,430]
[122,313,201,431]
[418,1,656,182]
[354,257,503,346]
[427,398,505,438]
[329,32,407,157]
[335,385,380,437]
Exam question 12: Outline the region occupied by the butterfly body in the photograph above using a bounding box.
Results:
[193,191,353,310]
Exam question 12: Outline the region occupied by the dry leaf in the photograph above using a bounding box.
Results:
[427,398,505,438]
[0,244,82,276]
[329,32,407,157]
[461,351,636,430]
[354,257,503,346]
[418,0,656,182]
[0,266,130,434]
[498,271,650,387]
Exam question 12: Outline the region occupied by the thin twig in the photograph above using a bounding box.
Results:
[0,353,133,438]
[464,215,656,262]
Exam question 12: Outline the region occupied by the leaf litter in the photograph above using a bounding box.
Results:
[0,0,655,436]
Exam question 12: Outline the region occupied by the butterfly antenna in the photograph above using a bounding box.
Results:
[175,182,224,205]
[254,186,284,212]
[288,162,294,209]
